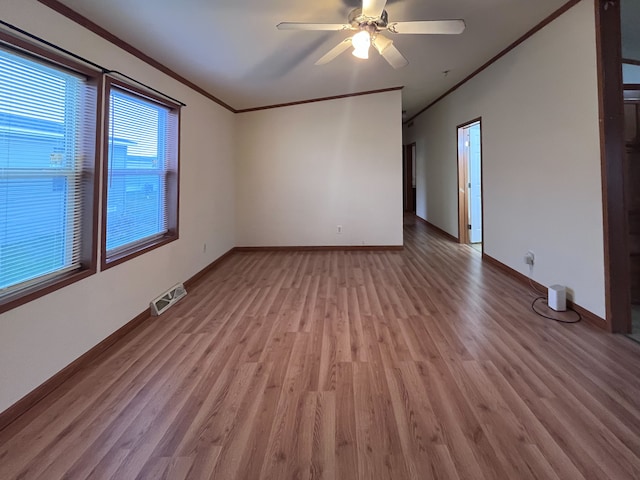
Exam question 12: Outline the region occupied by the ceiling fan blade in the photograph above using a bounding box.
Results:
[315,38,353,65]
[387,19,466,35]
[277,22,351,31]
[362,0,387,19]
[373,34,408,69]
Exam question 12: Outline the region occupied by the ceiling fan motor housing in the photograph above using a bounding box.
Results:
[348,8,388,30]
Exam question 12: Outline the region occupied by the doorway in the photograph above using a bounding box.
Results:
[624,87,640,340]
[403,143,416,212]
[457,119,483,251]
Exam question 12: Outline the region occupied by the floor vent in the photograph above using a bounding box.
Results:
[150,283,187,316]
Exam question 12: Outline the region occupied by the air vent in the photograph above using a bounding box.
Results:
[150,283,187,316]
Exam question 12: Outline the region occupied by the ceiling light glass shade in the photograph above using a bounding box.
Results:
[352,30,370,59]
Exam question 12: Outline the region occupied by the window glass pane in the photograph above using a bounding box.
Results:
[106,89,169,253]
[0,47,87,292]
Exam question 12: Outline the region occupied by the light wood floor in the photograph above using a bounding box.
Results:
[2,216,640,479]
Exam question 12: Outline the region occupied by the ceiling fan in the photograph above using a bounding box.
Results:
[276,0,465,69]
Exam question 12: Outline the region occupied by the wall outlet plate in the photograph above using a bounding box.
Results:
[524,251,535,266]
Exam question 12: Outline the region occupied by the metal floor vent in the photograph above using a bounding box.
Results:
[150,283,187,316]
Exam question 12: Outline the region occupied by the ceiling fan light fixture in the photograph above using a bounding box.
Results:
[351,30,371,59]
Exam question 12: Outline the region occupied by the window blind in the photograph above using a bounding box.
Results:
[105,87,177,255]
[0,46,94,295]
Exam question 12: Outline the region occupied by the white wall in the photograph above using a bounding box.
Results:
[403,0,605,318]
[235,90,403,247]
[0,0,237,412]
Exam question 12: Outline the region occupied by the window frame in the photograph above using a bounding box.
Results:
[0,31,101,315]
[101,77,180,270]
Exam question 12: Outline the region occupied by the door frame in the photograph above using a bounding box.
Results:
[404,143,416,212]
[595,0,630,333]
[456,118,483,248]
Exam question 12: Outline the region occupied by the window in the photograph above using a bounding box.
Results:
[102,78,179,269]
[0,35,99,313]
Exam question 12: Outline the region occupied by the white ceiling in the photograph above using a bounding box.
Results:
[57,0,571,117]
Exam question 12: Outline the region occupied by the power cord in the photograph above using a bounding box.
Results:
[531,296,581,324]
[526,264,546,296]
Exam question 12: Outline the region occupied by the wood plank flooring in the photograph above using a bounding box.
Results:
[2,215,640,479]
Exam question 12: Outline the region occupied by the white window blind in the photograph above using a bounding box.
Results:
[105,87,178,256]
[0,46,94,296]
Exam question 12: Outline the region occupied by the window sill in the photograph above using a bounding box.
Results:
[101,232,178,271]
[0,268,96,315]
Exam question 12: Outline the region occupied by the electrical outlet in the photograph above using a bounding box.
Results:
[524,251,535,266]
[337,225,343,234]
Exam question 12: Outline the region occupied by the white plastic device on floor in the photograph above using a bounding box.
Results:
[548,284,567,312]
